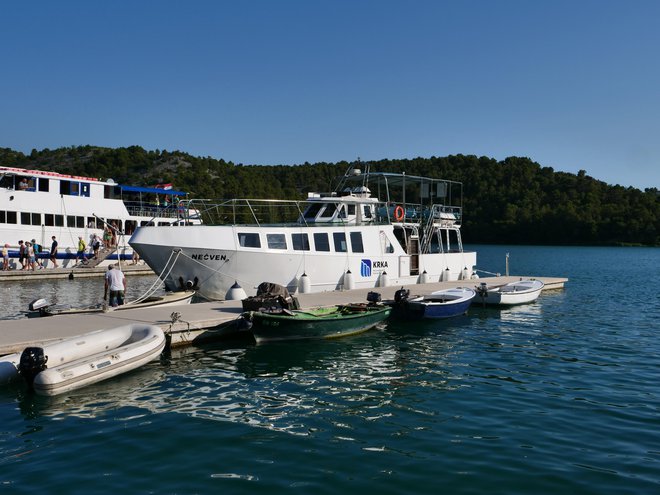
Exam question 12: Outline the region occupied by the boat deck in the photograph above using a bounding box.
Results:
[0,276,567,355]
[0,263,154,281]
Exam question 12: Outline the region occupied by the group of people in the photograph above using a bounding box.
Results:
[12,239,50,271]
[1,237,62,270]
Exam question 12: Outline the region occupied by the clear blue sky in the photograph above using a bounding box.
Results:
[2,0,659,190]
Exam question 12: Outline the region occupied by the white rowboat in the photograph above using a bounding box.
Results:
[475,279,544,306]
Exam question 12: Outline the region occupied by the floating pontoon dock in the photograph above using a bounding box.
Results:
[0,276,567,355]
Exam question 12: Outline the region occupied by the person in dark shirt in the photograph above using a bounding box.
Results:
[50,236,59,268]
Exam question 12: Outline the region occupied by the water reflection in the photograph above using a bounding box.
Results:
[10,326,467,436]
[0,274,162,319]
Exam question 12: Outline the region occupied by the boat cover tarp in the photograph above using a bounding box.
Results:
[242,282,300,311]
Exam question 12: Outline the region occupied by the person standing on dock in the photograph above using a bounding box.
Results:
[104,264,126,307]
[50,236,59,268]
[2,243,9,271]
[76,236,87,264]
[26,241,36,271]
[18,240,26,270]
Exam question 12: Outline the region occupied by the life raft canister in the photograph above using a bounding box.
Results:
[393,205,405,221]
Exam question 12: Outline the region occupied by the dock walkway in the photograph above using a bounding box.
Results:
[0,276,567,355]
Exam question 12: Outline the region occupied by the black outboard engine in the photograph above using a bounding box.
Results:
[17,347,48,385]
[394,287,410,304]
[366,291,382,304]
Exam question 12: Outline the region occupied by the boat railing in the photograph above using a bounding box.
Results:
[124,201,187,220]
[186,198,462,228]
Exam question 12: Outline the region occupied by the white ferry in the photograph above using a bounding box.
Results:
[129,167,478,300]
[0,166,200,269]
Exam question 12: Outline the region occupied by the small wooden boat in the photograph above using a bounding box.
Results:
[475,279,544,306]
[246,302,391,343]
[391,287,476,319]
[27,290,194,317]
[0,324,165,395]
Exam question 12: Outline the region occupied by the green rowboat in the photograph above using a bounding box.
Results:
[247,303,391,343]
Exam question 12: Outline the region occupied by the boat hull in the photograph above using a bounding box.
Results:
[393,287,476,319]
[130,225,477,300]
[28,291,194,317]
[249,305,391,343]
[475,280,544,306]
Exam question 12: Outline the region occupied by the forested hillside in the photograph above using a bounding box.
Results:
[1,146,657,246]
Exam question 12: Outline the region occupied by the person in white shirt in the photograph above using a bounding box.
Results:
[104,264,126,307]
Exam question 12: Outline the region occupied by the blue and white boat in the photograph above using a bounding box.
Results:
[392,286,476,319]
[0,166,201,269]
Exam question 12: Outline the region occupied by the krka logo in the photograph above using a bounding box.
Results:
[361,259,388,277]
[360,259,372,277]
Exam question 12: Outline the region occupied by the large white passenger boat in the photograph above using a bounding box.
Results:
[0,166,200,268]
[130,167,478,300]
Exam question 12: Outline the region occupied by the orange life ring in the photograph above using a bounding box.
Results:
[393,205,405,222]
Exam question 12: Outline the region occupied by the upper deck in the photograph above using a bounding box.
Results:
[188,168,464,229]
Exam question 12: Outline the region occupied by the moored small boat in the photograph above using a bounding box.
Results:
[391,286,476,319]
[246,297,391,343]
[474,279,544,306]
[0,323,165,395]
[27,290,195,317]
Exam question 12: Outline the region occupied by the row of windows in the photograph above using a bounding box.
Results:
[238,231,365,253]
[0,175,93,197]
[0,209,178,232]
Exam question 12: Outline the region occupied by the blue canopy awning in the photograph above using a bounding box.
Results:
[118,185,187,196]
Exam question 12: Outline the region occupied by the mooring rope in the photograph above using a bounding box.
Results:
[125,249,183,305]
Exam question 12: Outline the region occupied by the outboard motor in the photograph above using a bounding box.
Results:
[394,287,410,304]
[366,291,382,304]
[17,347,48,386]
[28,298,51,317]
[476,282,489,298]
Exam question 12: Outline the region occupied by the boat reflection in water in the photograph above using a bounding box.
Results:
[12,329,451,435]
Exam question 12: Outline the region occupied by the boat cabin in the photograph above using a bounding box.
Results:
[301,187,378,225]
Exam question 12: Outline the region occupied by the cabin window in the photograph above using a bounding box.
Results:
[363,205,372,218]
[141,221,155,226]
[347,204,356,216]
[55,215,64,227]
[320,203,337,218]
[20,212,30,225]
[303,203,324,220]
[238,232,261,248]
[0,211,5,223]
[313,233,330,252]
[266,233,287,250]
[38,178,49,192]
[125,220,137,235]
[350,232,364,253]
[338,205,346,219]
[6,211,17,224]
[333,232,347,252]
[157,221,169,226]
[87,217,96,228]
[60,180,71,195]
[80,183,90,197]
[32,213,42,226]
[45,214,54,226]
[292,233,310,251]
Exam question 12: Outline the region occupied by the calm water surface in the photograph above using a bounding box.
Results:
[1,246,658,494]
